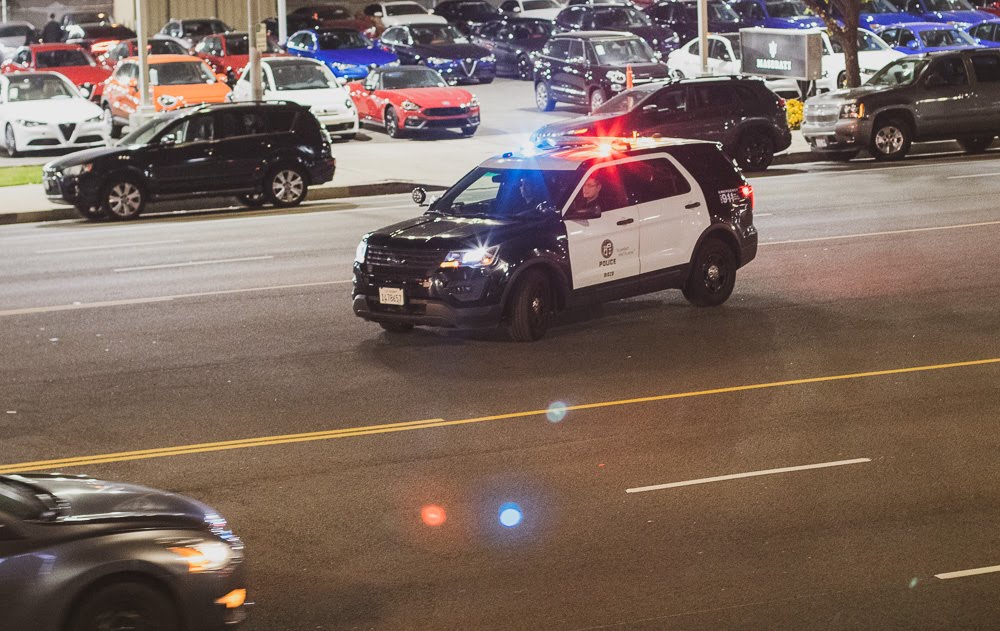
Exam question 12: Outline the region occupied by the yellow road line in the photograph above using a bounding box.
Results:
[2,357,998,475]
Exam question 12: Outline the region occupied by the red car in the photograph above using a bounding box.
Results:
[63,23,138,56]
[348,65,480,138]
[1,44,111,99]
[195,32,284,81]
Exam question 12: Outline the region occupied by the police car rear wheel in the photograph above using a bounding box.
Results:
[683,238,737,307]
[507,271,552,342]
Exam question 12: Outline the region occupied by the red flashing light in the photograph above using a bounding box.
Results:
[421,505,447,527]
[777,98,786,109]
[739,184,754,209]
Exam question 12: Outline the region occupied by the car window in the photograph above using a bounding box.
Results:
[689,84,735,109]
[929,56,969,85]
[590,37,657,64]
[501,0,518,10]
[570,166,629,214]
[921,28,976,47]
[6,73,76,101]
[173,113,215,143]
[13,49,30,65]
[318,30,369,50]
[150,61,214,85]
[568,39,585,62]
[36,49,93,68]
[542,38,572,59]
[897,29,917,47]
[622,158,692,204]
[386,2,429,15]
[649,86,686,111]
[217,109,297,137]
[559,6,586,27]
[971,54,1000,82]
[709,39,731,60]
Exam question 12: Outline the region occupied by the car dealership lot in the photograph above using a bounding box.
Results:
[3,153,1000,629]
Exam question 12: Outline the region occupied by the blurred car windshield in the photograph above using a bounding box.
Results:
[868,57,926,85]
[382,67,448,87]
[151,61,214,85]
[150,39,188,54]
[435,167,579,218]
[0,24,33,38]
[721,34,743,57]
[6,74,76,101]
[765,0,811,17]
[386,3,429,15]
[591,37,657,64]
[225,34,250,54]
[831,30,890,52]
[511,22,552,39]
[593,83,656,114]
[523,0,561,8]
[411,24,468,44]
[456,2,501,20]
[919,27,975,45]
[592,7,652,28]
[860,0,903,12]
[36,49,94,67]
[184,20,231,37]
[318,30,370,49]
[67,11,112,24]
[77,25,136,39]
[271,60,338,89]
[925,0,976,9]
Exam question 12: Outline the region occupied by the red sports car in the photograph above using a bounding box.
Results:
[0,44,112,99]
[195,32,284,81]
[348,65,480,138]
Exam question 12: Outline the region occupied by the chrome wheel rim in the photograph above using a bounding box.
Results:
[386,111,397,136]
[272,170,304,203]
[535,83,548,108]
[875,126,904,155]
[590,90,605,112]
[107,182,141,217]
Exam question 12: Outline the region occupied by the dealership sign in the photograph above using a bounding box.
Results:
[740,28,822,81]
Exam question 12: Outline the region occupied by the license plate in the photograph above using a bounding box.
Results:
[379,287,404,305]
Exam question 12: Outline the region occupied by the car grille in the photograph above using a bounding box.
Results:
[804,102,840,126]
[365,245,446,276]
[423,106,467,117]
[59,123,76,140]
[325,122,354,132]
[77,135,104,143]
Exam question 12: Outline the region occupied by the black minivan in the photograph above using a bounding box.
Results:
[534,31,671,113]
[43,102,336,220]
[533,76,792,171]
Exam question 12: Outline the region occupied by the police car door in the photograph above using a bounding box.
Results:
[562,161,641,289]
[622,155,708,273]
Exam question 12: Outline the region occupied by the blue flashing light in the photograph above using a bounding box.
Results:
[498,502,523,528]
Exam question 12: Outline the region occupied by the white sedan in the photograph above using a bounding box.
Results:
[499,0,564,21]
[667,29,903,96]
[1,72,110,157]
[231,56,359,139]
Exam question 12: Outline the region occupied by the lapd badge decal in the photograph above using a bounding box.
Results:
[601,239,614,259]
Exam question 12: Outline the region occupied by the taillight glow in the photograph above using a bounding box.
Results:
[739,184,754,209]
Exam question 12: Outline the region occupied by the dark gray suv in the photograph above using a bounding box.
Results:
[0,473,249,631]
[802,49,1000,161]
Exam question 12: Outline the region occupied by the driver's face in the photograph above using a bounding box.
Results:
[581,177,601,200]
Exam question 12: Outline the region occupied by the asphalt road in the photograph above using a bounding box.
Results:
[3,153,1000,630]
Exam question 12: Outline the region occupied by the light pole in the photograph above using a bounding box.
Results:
[248,0,263,100]
[134,0,155,128]
[698,0,708,76]
[277,0,288,45]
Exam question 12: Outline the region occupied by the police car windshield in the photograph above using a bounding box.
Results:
[434,167,579,218]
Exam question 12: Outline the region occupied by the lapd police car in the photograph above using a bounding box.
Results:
[352,136,757,341]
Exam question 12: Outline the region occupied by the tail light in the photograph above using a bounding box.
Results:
[777,97,786,110]
[739,184,754,210]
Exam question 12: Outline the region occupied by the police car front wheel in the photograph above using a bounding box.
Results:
[506,270,553,342]
[683,237,737,307]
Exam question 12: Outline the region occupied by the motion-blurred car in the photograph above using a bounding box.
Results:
[727,0,823,28]
[534,31,670,111]
[553,3,680,54]
[433,0,503,34]
[61,11,115,28]
[532,76,791,170]
[348,65,480,136]
[879,22,981,51]
[362,1,449,30]
[99,37,192,69]
[232,56,359,138]
[195,31,258,78]
[285,27,399,80]
[62,22,137,56]
[500,0,565,21]
[470,17,553,79]
[967,17,1000,44]
[378,23,497,83]
[885,0,993,25]
[1,72,109,157]
[264,4,379,41]
[1,44,112,99]
[101,54,231,136]
[851,0,923,30]
[644,0,744,40]
[0,473,249,630]
[158,18,234,50]
[0,22,37,61]
[44,101,336,219]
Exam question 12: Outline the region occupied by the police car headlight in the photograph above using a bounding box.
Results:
[606,70,626,84]
[355,238,368,264]
[401,99,421,111]
[441,245,499,268]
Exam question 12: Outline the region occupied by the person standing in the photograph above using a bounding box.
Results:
[41,14,63,43]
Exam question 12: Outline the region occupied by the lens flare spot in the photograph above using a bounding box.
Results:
[909,577,919,589]
[421,505,447,527]
[546,401,567,423]
[498,503,523,528]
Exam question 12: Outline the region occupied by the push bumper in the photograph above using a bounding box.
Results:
[802,118,872,154]
[353,295,502,328]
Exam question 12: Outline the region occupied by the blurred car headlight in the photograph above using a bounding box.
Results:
[606,70,626,84]
[469,95,479,107]
[344,98,354,109]
[426,56,449,65]
[16,119,44,127]
[441,245,499,268]
[401,99,421,111]
[84,114,103,123]
[483,54,496,62]
[355,238,368,264]
[839,102,864,119]
[168,540,233,573]
[62,163,93,176]
[332,62,356,70]
[157,94,178,108]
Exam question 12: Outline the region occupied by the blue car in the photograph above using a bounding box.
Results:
[854,0,923,29]
[727,0,823,28]
[285,27,399,80]
[966,18,1000,45]
[880,21,982,51]
[886,0,993,26]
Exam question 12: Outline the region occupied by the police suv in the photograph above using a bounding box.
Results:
[352,137,757,341]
